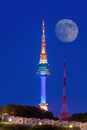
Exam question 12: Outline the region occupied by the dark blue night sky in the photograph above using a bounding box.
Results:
[0,0,87,117]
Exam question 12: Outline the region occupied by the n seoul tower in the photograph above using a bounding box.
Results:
[37,20,50,111]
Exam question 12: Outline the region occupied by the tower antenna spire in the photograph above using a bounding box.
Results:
[59,59,70,120]
[42,20,45,41]
[63,59,66,98]
[41,20,46,55]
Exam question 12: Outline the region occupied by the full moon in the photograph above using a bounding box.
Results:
[55,19,78,43]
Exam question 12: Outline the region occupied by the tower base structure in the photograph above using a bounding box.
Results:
[59,92,70,120]
[59,111,70,120]
[39,103,48,111]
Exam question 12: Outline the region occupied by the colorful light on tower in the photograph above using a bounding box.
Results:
[37,20,50,111]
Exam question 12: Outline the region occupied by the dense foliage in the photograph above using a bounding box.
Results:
[69,113,87,122]
[0,124,81,130]
[0,104,54,119]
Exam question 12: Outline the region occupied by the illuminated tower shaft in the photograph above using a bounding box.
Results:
[37,20,50,111]
[41,77,46,103]
[59,60,70,120]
